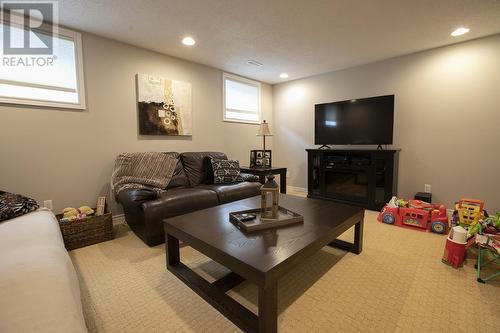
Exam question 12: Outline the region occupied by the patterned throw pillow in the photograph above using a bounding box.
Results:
[211,159,241,184]
[0,191,39,222]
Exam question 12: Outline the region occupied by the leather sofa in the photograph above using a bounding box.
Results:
[117,152,261,246]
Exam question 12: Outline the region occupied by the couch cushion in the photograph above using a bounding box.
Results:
[0,191,39,222]
[140,188,219,244]
[180,152,227,186]
[199,182,261,204]
[211,158,241,184]
[165,153,190,189]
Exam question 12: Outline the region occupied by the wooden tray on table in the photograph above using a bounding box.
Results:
[229,206,303,232]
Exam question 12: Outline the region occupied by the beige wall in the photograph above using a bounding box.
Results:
[2,32,499,214]
[0,33,273,213]
[273,34,500,211]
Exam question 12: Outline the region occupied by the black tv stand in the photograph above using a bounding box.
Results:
[306,148,400,210]
[318,144,332,149]
[377,144,383,150]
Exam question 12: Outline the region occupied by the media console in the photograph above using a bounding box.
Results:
[306,149,400,210]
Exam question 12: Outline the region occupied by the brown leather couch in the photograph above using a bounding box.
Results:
[117,152,261,246]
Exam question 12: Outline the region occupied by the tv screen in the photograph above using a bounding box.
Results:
[315,95,394,145]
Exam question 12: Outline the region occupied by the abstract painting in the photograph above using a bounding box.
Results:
[137,74,192,136]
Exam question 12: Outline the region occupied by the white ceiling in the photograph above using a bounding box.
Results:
[57,0,500,84]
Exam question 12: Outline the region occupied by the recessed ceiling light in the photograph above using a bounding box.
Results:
[182,36,196,46]
[280,73,289,79]
[451,27,470,37]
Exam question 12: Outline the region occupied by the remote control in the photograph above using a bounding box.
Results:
[239,213,256,222]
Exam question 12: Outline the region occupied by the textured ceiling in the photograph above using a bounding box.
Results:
[57,0,500,84]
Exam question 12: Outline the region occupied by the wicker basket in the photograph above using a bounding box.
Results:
[57,212,114,251]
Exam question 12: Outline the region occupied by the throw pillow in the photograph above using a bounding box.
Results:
[211,158,241,184]
[0,191,39,222]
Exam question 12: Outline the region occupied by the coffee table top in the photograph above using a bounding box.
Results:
[164,194,364,283]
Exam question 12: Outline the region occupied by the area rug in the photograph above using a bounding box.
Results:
[70,210,499,332]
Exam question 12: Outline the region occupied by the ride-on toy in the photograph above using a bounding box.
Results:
[378,197,449,234]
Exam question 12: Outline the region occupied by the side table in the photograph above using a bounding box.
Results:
[240,166,287,193]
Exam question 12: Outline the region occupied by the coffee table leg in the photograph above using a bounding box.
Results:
[258,281,278,333]
[328,220,364,254]
[353,219,363,254]
[166,233,180,267]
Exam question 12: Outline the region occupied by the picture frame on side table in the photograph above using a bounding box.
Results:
[250,150,272,168]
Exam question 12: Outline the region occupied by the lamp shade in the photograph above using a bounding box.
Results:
[257,120,272,136]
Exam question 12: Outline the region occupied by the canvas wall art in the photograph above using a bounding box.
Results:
[137,74,192,136]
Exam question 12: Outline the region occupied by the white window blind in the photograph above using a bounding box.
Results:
[0,21,85,109]
[223,73,261,124]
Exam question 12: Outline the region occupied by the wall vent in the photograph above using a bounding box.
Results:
[247,60,263,67]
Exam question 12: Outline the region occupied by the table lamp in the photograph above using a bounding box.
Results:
[256,120,272,151]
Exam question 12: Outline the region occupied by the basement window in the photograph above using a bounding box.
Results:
[223,73,261,124]
[0,17,86,109]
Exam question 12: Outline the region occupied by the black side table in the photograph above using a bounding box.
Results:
[240,166,287,193]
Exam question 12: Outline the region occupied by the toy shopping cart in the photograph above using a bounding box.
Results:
[454,198,485,226]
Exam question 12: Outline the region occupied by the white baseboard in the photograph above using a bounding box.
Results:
[287,186,307,194]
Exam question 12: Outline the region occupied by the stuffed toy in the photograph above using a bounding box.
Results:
[61,206,95,222]
[62,207,79,221]
[78,206,94,216]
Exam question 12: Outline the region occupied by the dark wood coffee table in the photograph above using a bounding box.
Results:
[164,194,364,333]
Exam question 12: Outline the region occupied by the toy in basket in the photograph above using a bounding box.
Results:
[377,196,449,234]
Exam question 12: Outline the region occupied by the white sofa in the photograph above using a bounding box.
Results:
[0,209,87,333]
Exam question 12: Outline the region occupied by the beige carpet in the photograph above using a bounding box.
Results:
[70,209,499,333]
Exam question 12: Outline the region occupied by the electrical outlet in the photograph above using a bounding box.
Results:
[424,184,432,193]
[43,200,53,210]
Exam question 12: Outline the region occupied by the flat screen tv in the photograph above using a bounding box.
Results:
[315,95,394,145]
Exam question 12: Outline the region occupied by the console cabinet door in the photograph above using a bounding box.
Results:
[307,150,399,210]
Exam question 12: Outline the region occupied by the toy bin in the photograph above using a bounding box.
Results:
[442,236,467,268]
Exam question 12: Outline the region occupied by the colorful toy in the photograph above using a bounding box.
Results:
[460,209,499,238]
[452,198,486,227]
[442,235,467,268]
[378,196,449,234]
[467,220,482,237]
[484,212,500,229]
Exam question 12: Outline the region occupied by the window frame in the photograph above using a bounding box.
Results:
[222,72,261,125]
[0,17,86,110]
